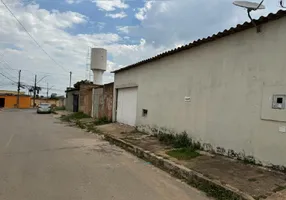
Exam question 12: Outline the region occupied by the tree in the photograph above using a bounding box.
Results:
[74,80,92,89]
[50,93,58,99]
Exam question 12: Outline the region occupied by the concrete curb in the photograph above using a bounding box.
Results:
[103,133,255,200]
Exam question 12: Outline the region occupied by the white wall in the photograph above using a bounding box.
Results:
[113,17,286,167]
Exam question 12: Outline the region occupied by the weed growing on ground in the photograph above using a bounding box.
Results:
[166,148,200,160]
[173,132,192,148]
[54,106,66,111]
[243,156,256,165]
[60,112,90,122]
[273,185,286,193]
[154,131,198,149]
[93,117,111,125]
[86,123,102,134]
[248,178,257,182]
[75,120,85,129]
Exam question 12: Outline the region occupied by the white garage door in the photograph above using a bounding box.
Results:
[117,87,138,126]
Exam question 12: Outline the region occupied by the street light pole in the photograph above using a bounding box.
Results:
[33,75,37,108]
[16,70,21,108]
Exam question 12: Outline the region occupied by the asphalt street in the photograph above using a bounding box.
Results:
[0,109,210,200]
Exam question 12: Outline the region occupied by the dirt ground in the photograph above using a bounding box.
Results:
[97,123,286,200]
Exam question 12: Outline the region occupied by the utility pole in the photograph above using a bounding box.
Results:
[33,75,37,108]
[17,70,21,108]
[46,83,49,99]
[69,71,72,88]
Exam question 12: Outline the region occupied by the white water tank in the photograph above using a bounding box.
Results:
[90,48,107,85]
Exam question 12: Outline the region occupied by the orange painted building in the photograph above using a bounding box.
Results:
[0,95,31,108]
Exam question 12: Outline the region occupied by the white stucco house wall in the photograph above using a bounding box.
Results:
[112,10,286,168]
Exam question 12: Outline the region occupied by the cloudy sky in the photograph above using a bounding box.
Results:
[0,0,282,96]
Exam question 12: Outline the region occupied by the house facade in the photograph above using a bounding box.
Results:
[0,94,31,108]
[92,82,114,121]
[65,81,114,120]
[113,11,286,167]
[31,98,65,107]
[65,88,79,112]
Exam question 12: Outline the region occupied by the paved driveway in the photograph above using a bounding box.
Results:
[0,109,210,200]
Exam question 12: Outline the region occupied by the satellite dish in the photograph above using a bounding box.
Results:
[233,1,265,10]
[233,0,265,32]
[280,0,286,8]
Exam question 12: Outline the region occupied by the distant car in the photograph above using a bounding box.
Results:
[37,103,52,114]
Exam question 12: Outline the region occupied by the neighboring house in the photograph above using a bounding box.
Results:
[92,82,114,121]
[65,80,114,121]
[0,90,25,95]
[31,97,65,107]
[112,10,286,167]
[65,88,79,112]
[78,82,97,116]
[0,92,31,109]
[65,81,99,115]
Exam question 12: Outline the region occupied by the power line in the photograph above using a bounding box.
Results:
[0,72,17,83]
[1,0,68,72]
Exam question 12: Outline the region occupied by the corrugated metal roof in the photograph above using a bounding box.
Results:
[113,10,286,73]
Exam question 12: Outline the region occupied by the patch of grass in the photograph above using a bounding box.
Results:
[54,106,65,111]
[94,117,111,126]
[243,156,256,165]
[166,148,200,160]
[248,178,257,182]
[154,131,201,150]
[75,120,85,129]
[173,132,192,148]
[86,123,102,133]
[60,112,90,122]
[273,185,286,193]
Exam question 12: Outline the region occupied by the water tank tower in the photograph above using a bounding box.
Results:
[90,48,107,85]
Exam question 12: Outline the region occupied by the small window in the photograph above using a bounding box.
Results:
[272,95,286,109]
[142,109,148,117]
[277,98,283,104]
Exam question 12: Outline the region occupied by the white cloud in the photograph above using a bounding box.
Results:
[135,1,153,21]
[65,0,83,4]
[106,11,127,19]
[116,26,129,34]
[0,0,281,96]
[91,0,128,11]
[0,0,127,94]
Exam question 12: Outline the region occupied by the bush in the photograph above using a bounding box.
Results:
[173,132,192,148]
[60,112,90,122]
[75,120,85,129]
[167,148,200,160]
[54,106,65,111]
[156,132,175,145]
[94,117,111,125]
[154,130,200,150]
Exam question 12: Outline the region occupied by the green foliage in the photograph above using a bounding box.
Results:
[54,106,65,111]
[156,132,175,145]
[167,148,200,160]
[243,156,256,165]
[74,80,92,89]
[60,112,90,122]
[154,130,199,150]
[273,185,286,193]
[173,131,192,148]
[75,120,85,129]
[86,123,102,134]
[94,117,111,125]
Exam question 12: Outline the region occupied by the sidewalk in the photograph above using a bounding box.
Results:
[96,123,286,200]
